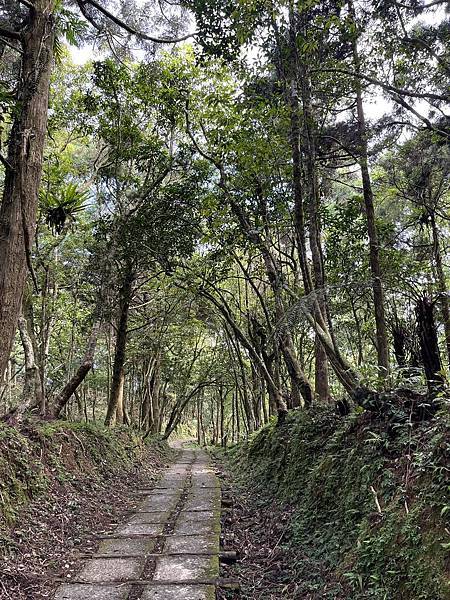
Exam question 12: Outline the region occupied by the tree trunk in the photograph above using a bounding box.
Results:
[18,312,41,403]
[52,318,102,418]
[150,364,162,434]
[349,0,389,376]
[196,396,202,445]
[22,287,46,412]
[298,299,361,393]
[3,314,42,423]
[204,290,287,420]
[39,267,56,412]
[220,385,225,446]
[288,6,330,402]
[227,327,256,430]
[288,84,313,295]
[416,297,445,395]
[163,383,210,439]
[115,371,126,424]
[299,78,330,401]
[430,213,450,365]
[0,1,55,379]
[105,267,134,426]
[225,191,313,409]
[140,357,155,430]
[280,327,313,407]
[260,245,313,407]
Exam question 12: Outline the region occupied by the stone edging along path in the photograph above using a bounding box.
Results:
[54,446,221,600]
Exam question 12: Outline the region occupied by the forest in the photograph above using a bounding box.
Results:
[0,0,448,599]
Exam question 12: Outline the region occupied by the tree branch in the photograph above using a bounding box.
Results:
[391,92,449,138]
[393,0,448,9]
[18,0,35,9]
[0,35,24,54]
[78,0,196,44]
[0,26,22,41]
[313,67,448,101]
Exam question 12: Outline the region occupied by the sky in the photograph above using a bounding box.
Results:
[69,3,446,122]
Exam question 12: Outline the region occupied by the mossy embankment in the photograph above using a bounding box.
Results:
[224,407,449,599]
[0,419,172,529]
[0,419,174,598]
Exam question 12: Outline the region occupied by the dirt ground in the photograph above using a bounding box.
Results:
[0,449,170,600]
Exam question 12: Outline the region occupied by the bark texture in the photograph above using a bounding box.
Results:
[105,268,134,426]
[0,1,55,379]
[349,0,389,376]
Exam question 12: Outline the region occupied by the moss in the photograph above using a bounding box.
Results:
[228,407,450,600]
[206,554,220,578]
[0,423,48,525]
[0,420,171,532]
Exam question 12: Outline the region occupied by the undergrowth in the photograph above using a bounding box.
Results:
[226,406,450,600]
[0,419,172,530]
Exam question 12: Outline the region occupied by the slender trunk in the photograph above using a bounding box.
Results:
[290,82,329,400]
[235,390,241,439]
[23,289,46,412]
[199,393,207,445]
[280,327,312,407]
[220,385,225,447]
[197,396,201,445]
[116,370,130,425]
[151,355,162,433]
[140,358,154,430]
[163,383,209,439]
[430,214,450,365]
[83,387,88,423]
[52,318,102,417]
[299,300,361,393]
[0,2,55,379]
[262,381,269,424]
[105,267,134,426]
[263,248,313,407]
[251,364,262,429]
[18,312,41,403]
[288,5,330,401]
[206,295,287,420]
[300,74,330,402]
[416,297,445,395]
[227,328,255,430]
[7,314,42,422]
[225,193,312,409]
[40,267,57,408]
[289,82,313,295]
[349,0,389,376]
[349,293,364,366]
[263,351,279,416]
[231,391,235,443]
[115,371,125,424]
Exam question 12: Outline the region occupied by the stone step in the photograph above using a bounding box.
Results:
[53,447,222,600]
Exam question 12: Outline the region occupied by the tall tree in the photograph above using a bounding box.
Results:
[0,0,192,382]
[0,0,56,380]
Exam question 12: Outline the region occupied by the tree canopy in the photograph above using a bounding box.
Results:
[0,0,448,438]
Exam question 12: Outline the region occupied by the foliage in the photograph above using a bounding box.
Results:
[228,408,450,599]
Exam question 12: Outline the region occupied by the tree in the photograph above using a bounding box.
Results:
[0,0,193,382]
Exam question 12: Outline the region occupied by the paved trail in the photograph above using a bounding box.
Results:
[55,446,220,600]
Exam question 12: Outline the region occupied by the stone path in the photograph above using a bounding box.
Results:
[54,446,220,600]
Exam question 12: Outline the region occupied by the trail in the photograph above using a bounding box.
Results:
[54,445,220,600]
